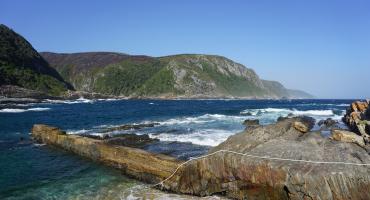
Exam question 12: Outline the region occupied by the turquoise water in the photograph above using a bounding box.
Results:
[0,99,354,199]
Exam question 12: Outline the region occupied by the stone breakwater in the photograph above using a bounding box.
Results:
[31,124,180,183]
[32,115,370,199]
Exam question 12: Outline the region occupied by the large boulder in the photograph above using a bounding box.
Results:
[161,117,370,199]
[331,129,365,148]
[343,100,370,138]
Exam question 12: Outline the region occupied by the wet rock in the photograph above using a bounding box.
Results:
[242,119,259,126]
[277,116,287,122]
[101,123,160,133]
[318,118,337,127]
[292,116,315,133]
[105,134,158,148]
[331,129,365,148]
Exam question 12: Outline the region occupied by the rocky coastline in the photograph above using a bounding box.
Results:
[30,101,370,199]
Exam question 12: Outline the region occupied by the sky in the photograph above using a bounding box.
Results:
[1,0,369,99]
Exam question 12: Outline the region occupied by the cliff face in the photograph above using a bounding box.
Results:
[0,24,72,96]
[42,52,314,99]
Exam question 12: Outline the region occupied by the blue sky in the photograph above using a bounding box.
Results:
[1,0,369,98]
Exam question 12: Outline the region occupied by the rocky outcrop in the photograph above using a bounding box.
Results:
[160,117,370,199]
[343,100,370,142]
[31,117,370,200]
[242,119,259,127]
[100,123,160,133]
[31,124,180,183]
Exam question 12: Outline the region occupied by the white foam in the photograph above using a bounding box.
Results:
[292,109,334,116]
[241,108,336,116]
[45,97,94,104]
[149,129,237,146]
[159,114,245,126]
[0,107,51,113]
[27,107,51,111]
[0,108,26,113]
[66,129,90,135]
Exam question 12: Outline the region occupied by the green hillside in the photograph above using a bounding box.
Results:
[42,52,313,98]
[0,24,72,95]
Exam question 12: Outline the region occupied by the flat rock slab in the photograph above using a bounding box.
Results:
[161,117,370,199]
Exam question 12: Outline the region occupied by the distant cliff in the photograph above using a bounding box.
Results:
[0,24,72,96]
[42,52,314,99]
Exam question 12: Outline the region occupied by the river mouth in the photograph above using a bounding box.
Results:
[0,99,354,199]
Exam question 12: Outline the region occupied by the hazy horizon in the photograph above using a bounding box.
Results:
[1,0,369,99]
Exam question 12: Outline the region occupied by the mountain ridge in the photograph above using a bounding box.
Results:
[41,52,314,99]
[0,24,313,99]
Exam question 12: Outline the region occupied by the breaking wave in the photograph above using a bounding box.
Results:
[0,107,51,113]
[149,129,236,147]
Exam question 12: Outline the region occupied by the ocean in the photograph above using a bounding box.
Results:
[0,99,355,199]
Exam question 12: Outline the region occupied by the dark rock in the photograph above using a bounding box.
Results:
[318,118,337,127]
[242,119,259,126]
[277,116,288,122]
[101,123,160,133]
[105,134,158,148]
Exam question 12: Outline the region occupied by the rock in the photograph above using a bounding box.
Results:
[351,101,368,112]
[318,118,338,128]
[31,124,180,184]
[0,85,53,99]
[293,121,309,133]
[292,116,315,133]
[277,116,288,122]
[242,119,259,126]
[105,134,159,148]
[101,123,160,133]
[331,129,365,148]
[161,117,370,199]
[343,100,370,137]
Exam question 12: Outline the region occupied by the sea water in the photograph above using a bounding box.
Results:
[0,99,355,199]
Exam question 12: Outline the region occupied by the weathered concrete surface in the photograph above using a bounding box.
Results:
[31,124,180,183]
[161,117,370,200]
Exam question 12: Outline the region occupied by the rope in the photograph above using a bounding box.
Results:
[153,149,370,187]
